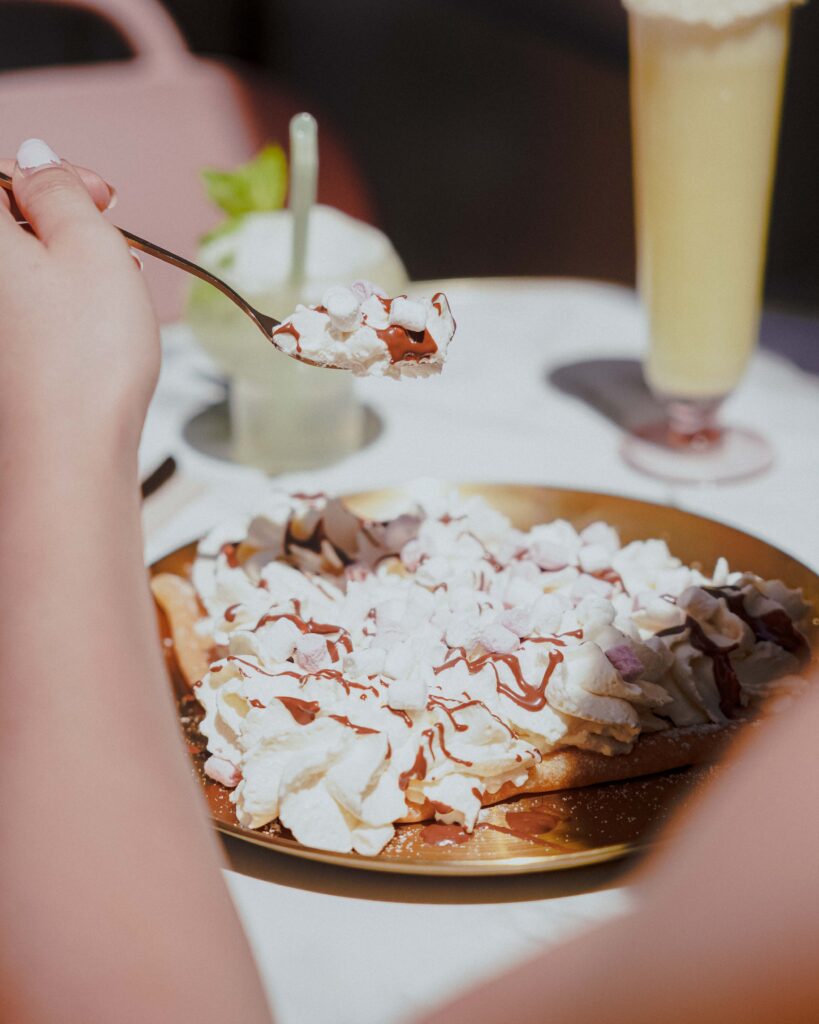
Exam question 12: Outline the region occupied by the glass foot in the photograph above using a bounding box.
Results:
[622,422,774,484]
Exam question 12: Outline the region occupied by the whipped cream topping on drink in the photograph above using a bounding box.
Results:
[189,491,810,855]
[622,0,799,27]
[270,281,456,377]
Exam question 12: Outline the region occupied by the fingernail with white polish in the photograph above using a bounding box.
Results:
[16,138,62,174]
[105,186,118,212]
[129,248,144,271]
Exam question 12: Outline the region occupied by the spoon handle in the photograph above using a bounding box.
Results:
[0,170,281,338]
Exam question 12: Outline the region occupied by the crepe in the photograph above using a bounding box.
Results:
[149,489,811,856]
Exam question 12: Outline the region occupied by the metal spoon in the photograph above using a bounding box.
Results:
[0,170,337,370]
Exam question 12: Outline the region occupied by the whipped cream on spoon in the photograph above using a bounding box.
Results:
[269,281,456,379]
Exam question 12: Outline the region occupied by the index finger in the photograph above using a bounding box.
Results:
[0,157,113,214]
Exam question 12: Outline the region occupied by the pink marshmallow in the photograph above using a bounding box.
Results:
[351,279,387,302]
[295,632,332,672]
[605,644,644,682]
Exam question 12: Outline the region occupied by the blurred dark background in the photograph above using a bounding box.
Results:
[1,0,817,309]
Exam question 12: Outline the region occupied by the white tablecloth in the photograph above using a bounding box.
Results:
[141,278,819,1024]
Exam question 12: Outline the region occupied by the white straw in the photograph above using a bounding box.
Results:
[288,112,318,289]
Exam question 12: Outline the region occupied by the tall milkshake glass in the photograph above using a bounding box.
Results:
[621,0,797,482]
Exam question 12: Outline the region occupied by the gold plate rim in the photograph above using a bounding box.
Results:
[153,482,819,877]
[214,821,641,876]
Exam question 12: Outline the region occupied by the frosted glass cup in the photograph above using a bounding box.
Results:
[187,206,408,473]
[623,5,791,482]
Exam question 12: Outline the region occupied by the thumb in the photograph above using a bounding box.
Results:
[13,138,111,248]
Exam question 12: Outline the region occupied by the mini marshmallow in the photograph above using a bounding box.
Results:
[499,606,534,639]
[530,539,573,571]
[444,614,480,651]
[605,644,645,682]
[480,622,520,655]
[322,285,361,332]
[578,543,613,575]
[350,279,387,303]
[386,665,431,710]
[389,296,427,333]
[570,574,613,600]
[384,640,419,680]
[530,593,568,634]
[256,617,302,662]
[541,567,581,592]
[204,755,241,788]
[345,646,387,678]
[377,599,408,630]
[574,595,617,629]
[580,522,621,554]
[295,632,332,672]
[501,576,543,608]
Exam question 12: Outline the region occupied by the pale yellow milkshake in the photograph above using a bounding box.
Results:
[626,0,794,401]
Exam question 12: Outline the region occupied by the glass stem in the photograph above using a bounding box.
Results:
[665,398,723,450]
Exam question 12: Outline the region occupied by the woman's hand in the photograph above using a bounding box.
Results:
[0,139,160,455]
[0,142,274,1024]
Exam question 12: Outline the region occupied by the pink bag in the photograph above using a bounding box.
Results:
[0,0,374,320]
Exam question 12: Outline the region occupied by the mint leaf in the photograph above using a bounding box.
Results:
[201,144,288,218]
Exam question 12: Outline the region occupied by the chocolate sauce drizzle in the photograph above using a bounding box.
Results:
[434,648,564,712]
[420,823,471,846]
[227,656,302,681]
[657,587,807,718]
[272,321,302,354]
[428,695,517,739]
[704,586,808,660]
[220,542,240,568]
[657,619,741,717]
[384,706,413,728]
[420,811,563,849]
[362,294,442,364]
[591,568,625,588]
[255,610,350,639]
[276,696,320,724]
[399,748,427,791]
[328,714,380,736]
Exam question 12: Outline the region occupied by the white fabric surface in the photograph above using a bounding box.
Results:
[141,278,819,1024]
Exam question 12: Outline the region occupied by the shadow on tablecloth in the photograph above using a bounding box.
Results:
[547,358,662,433]
[183,400,384,467]
[548,313,818,429]
[219,833,637,905]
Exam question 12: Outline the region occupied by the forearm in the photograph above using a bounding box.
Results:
[420,685,819,1024]
[0,431,272,1023]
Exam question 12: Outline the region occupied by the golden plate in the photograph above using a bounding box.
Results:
[152,483,819,876]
